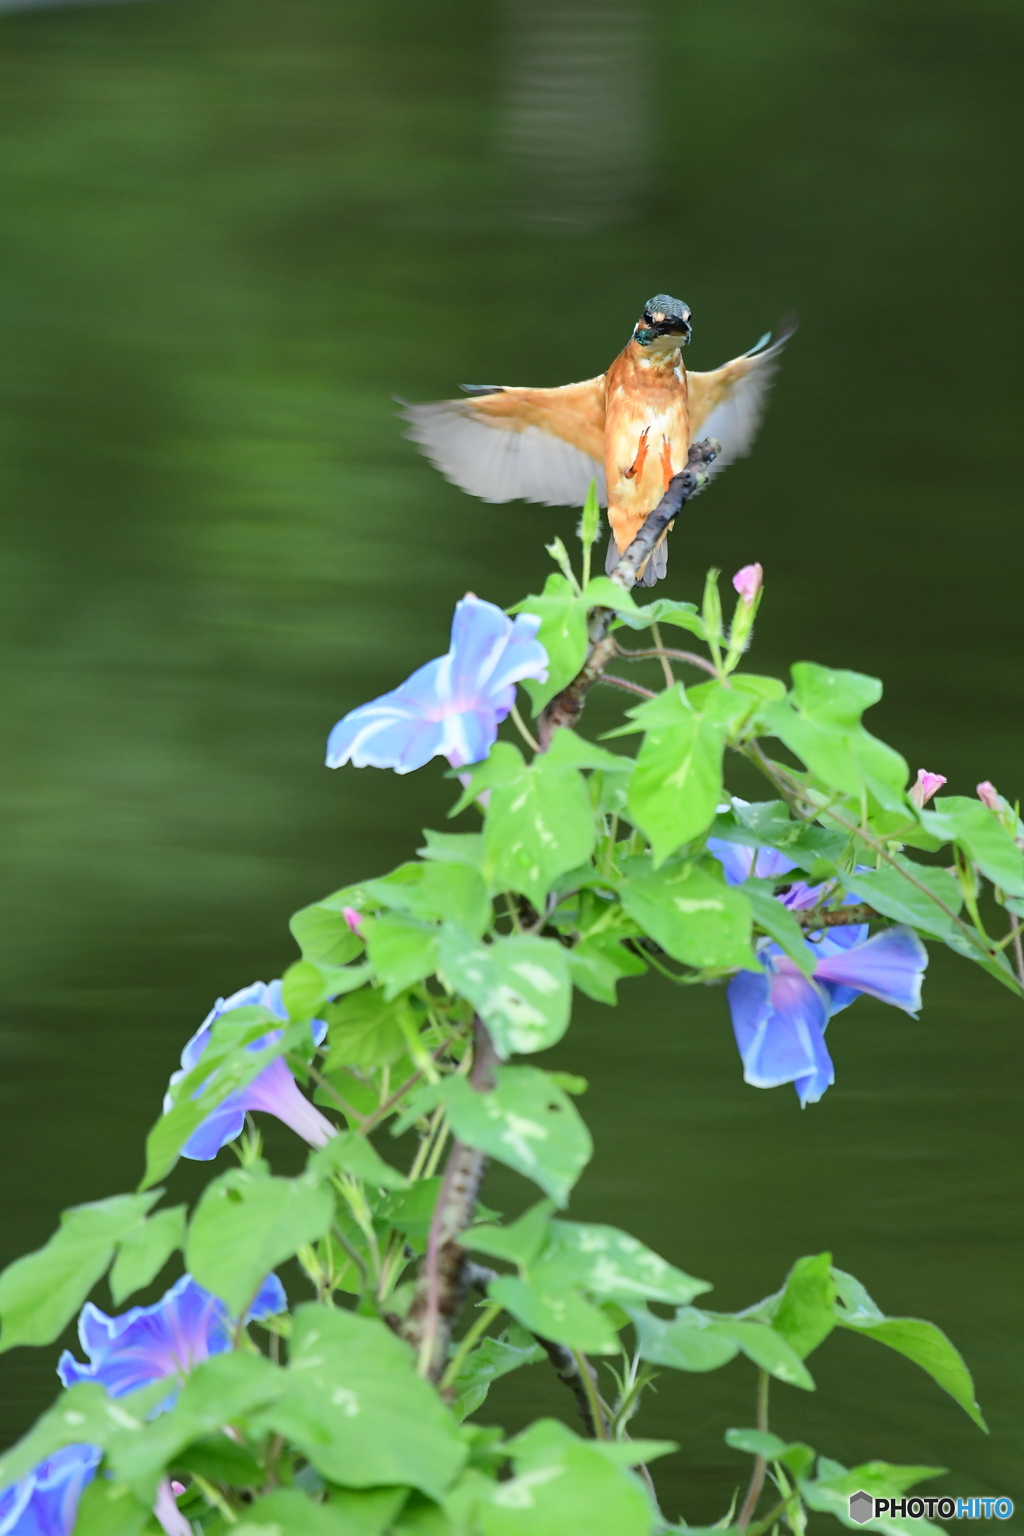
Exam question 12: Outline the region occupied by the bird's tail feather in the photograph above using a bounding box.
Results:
[605,533,669,587]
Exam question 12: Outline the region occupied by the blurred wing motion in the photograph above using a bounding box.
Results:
[686,319,796,481]
[399,377,607,507]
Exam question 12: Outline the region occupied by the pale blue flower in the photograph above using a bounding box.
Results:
[165,981,334,1160]
[326,594,548,773]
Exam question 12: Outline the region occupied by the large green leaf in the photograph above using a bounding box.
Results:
[723,800,848,873]
[309,1130,410,1190]
[566,932,647,1003]
[799,1456,947,1536]
[831,1267,986,1429]
[760,664,908,812]
[0,1381,162,1492]
[611,596,705,637]
[483,754,596,911]
[110,1352,285,1500]
[186,1163,333,1315]
[363,860,492,938]
[365,913,441,1000]
[631,1306,740,1372]
[235,1489,355,1536]
[706,1317,815,1388]
[632,1305,814,1386]
[261,1304,466,1500]
[536,1221,709,1307]
[109,1205,187,1307]
[323,987,409,1070]
[290,900,364,968]
[480,1420,655,1536]
[435,1067,592,1205]
[510,574,589,713]
[0,1193,159,1351]
[618,856,756,970]
[921,797,1024,897]
[744,1252,837,1359]
[438,929,572,1057]
[488,1274,619,1355]
[72,1477,154,1536]
[624,687,727,864]
[836,859,963,940]
[451,1327,547,1421]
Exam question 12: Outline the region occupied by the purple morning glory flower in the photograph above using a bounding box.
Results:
[325,594,548,774]
[57,1272,286,1400]
[0,1445,100,1536]
[165,980,335,1160]
[728,923,928,1106]
[706,837,798,887]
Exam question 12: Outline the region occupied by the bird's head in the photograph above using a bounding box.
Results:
[632,294,691,349]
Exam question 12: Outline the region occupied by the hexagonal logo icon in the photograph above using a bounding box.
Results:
[848,1491,875,1524]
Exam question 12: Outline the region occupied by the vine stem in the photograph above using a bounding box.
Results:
[599,674,657,700]
[737,1369,770,1529]
[745,742,1008,973]
[403,1019,498,1380]
[439,1300,502,1391]
[615,642,718,679]
[648,623,676,688]
[1010,917,1024,989]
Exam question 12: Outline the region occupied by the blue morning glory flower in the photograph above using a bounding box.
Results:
[326,594,548,773]
[165,980,335,1160]
[0,1445,100,1536]
[728,911,927,1106]
[57,1272,286,1400]
[708,845,929,1105]
[706,836,798,886]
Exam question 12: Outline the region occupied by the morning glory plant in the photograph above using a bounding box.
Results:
[0,461,1016,1536]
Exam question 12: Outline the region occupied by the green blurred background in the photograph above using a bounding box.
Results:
[0,0,1021,1520]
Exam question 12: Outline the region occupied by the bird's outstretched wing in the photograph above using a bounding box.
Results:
[399,376,607,507]
[687,320,796,481]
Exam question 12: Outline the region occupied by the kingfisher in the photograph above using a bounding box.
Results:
[401,295,794,585]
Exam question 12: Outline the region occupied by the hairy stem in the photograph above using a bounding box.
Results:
[738,1369,770,1529]
[403,1020,497,1380]
[648,623,676,689]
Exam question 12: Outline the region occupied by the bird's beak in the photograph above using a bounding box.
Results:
[643,312,691,344]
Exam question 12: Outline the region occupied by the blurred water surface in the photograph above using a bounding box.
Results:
[0,0,1022,1518]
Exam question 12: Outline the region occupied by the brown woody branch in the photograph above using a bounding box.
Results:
[402,1019,497,1380]
[538,439,720,749]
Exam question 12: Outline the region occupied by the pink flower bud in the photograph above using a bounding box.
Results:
[977,781,1001,812]
[342,906,364,936]
[731,563,763,604]
[910,769,946,808]
[170,1482,187,1498]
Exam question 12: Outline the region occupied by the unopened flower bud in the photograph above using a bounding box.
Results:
[731,563,763,605]
[910,769,946,808]
[977,781,1001,812]
[342,906,364,936]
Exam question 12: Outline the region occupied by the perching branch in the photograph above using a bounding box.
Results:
[538,440,720,748]
[402,1019,497,1380]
